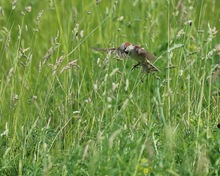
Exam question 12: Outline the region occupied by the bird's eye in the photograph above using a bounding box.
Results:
[124,47,129,54]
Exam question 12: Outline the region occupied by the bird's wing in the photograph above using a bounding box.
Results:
[137,48,157,61]
[93,47,117,52]
[93,47,128,59]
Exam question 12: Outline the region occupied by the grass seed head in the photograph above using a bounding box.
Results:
[25,6,32,13]
[12,0,17,10]
[52,55,64,76]
[36,10,44,26]
[93,80,98,91]
[112,82,119,91]
[0,6,5,16]
[110,68,119,77]
[60,60,79,74]
[7,67,14,84]
[124,79,129,91]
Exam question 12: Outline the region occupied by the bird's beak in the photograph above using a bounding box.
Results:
[124,45,133,54]
[124,48,129,54]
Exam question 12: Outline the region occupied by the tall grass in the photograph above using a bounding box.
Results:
[0,0,220,175]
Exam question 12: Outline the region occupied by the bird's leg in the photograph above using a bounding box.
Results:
[140,73,146,83]
[131,62,141,70]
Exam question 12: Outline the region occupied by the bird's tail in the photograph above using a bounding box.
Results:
[142,62,161,73]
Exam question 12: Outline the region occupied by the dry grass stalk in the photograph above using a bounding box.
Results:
[211,65,220,83]
[52,55,64,76]
[39,45,59,72]
[7,67,14,84]
[60,60,79,74]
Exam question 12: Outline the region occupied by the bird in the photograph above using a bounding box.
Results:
[94,42,160,73]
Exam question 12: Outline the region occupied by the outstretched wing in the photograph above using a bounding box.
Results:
[93,47,116,52]
[93,47,128,59]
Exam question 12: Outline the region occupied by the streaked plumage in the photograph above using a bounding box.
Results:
[94,42,160,73]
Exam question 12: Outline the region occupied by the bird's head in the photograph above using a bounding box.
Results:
[119,42,134,54]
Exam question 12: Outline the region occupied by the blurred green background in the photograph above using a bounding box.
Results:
[0,0,220,175]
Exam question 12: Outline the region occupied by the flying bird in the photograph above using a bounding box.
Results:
[94,42,160,73]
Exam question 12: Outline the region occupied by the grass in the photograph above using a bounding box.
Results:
[0,0,220,175]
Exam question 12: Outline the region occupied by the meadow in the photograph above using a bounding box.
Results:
[0,0,220,175]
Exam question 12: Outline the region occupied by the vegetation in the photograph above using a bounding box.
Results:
[0,0,220,175]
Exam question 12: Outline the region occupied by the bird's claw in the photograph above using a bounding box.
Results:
[131,63,140,71]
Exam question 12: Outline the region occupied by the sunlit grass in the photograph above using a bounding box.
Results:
[0,0,220,175]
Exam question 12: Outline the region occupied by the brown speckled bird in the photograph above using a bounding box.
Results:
[94,42,160,73]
